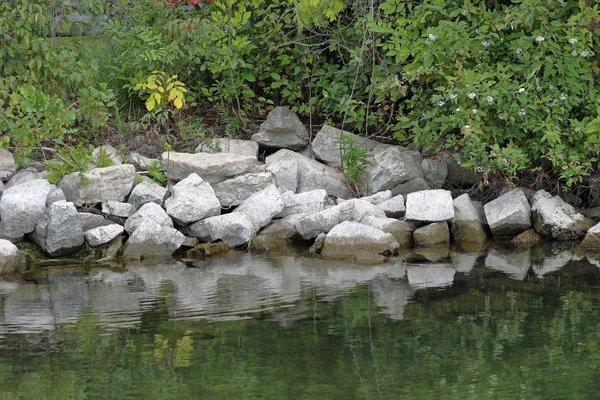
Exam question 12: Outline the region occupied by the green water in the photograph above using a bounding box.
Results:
[1,246,600,399]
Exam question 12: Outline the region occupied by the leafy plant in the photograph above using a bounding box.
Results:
[133,71,188,112]
[338,133,372,192]
[148,160,167,185]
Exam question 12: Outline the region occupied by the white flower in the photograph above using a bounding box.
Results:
[486,96,493,103]
[571,49,579,57]
[456,108,461,112]
[478,50,483,55]
[481,41,490,48]
[549,85,555,89]
[580,50,589,57]
[575,127,581,132]
[504,8,510,14]
[475,28,480,34]
[518,87,525,93]
[425,39,430,45]
[503,158,508,165]
[535,36,545,42]
[559,93,568,101]
[468,92,476,99]
[428,33,438,41]
[437,100,446,107]
[449,93,458,100]
[561,165,568,171]
[464,125,470,129]
[477,166,484,173]
[472,109,478,114]
[518,109,526,116]
[516,48,523,55]
[442,51,447,55]
[569,38,578,44]
[461,9,468,16]
[536,86,542,91]
[497,114,506,120]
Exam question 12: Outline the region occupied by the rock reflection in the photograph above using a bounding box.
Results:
[485,248,531,280]
[407,264,456,288]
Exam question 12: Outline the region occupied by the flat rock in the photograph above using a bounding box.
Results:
[33,201,85,257]
[277,189,330,218]
[127,180,167,210]
[162,151,256,184]
[102,201,135,218]
[413,222,450,247]
[311,125,382,167]
[365,147,423,193]
[185,213,254,247]
[405,190,454,222]
[59,165,136,206]
[360,190,392,205]
[361,216,413,247]
[531,190,594,240]
[251,107,309,150]
[79,212,114,231]
[124,202,173,234]
[122,219,184,258]
[321,221,399,262]
[377,194,406,218]
[165,173,220,225]
[196,138,259,159]
[129,153,156,169]
[484,188,532,238]
[213,172,275,207]
[85,224,125,247]
[0,179,53,240]
[0,239,22,275]
[451,193,488,244]
[235,184,283,233]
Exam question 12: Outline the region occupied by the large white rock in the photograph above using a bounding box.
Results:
[531,190,594,240]
[33,201,85,257]
[277,189,330,218]
[235,184,284,233]
[377,194,405,218]
[46,187,66,206]
[484,188,532,237]
[360,190,392,205]
[405,189,454,222]
[124,202,173,234]
[311,125,382,167]
[92,145,122,166]
[102,201,136,218]
[79,212,114,232]
[0,149,16,180]
[129,152,156,169]
[251,107,309,150]
[0,239,22,275]
[450,193,488,244]
[162,151,256,184]
[0,179,53,240]
[582,223,600,248]
[127,180,168,210]
[421,158,448,189]
[84,224,125,247]
[213,172,275,207]
[413,222,450,247]
[122,219,184,258]
[321,221,399,261]
[59,165,136,206]
[5,170,43,190]
[185,213,254,247]
[165,173,221,225]
[265,157,298,193]
[365,147,423,193]
[196,138,259,159]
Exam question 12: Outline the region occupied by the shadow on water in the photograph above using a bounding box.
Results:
[1,244,600,398]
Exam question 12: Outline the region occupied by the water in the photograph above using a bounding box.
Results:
[1,245,600,399]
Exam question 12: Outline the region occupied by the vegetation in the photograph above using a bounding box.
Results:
[0,0,598,188]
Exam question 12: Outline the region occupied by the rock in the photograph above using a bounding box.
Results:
[122,219,185,258]
[265,149,351,198]
[531,190,594,240]
[59,165,136,207]
[445,159,480,187]
[390,178,430,196]
[364,147,423,194]
[84,224,125,247]
[184,242,230,258]
[581,223,600,248]
[124,202,173,234]
[361,216,414,247]
[321,221,399,262]
[185,213,254,247]
[162,151,256,184]
[259,214,307,240]
[92,145,122,166]
[165,173,220,225]
[378,194,406,218]
[0,149,16,180]
[511,229,544,248]
[181,236,199,248]
[360,190,392,205]
[33,201,85,257]
[450,193,488,244]
[0,179,53,240]
[421,158,448,189]
[129,153,156,169]
[248,236,297,253]
[251,107,309,150]
[277,189,330,218]
[213,172,275,207]
[102,201,136,218]
[235,184,283,233]
[46,187,66,206]
[79,212,114,231]
[127,180,168,210]
[311,125,381,167]
[405,189,454,222]
[582,206,600,220]
[484,188,532,238]
[309,233,326,254]
[413,222,450,247]
[196,138,259,159]
[0,239,22,275]
[5,170,44,190]
[0,180,4,195]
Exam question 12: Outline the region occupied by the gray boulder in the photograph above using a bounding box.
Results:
[213,172,275,207]
[484,188,532,237]
[122,219,184,258]
[378,194,406,218]
[451,193,488,244]
[127,180,167,210]
[0,239,22,275]
[0,179,53,240]
[405,189,454,222]
[265,156,298,193]
[251,107,309,150]
[390,178,430,196]
[361,216,414,247]
[46,187,66,206]
[5,170,43,190]
[79,212,114,231]
[236,184,284,233]
[196,138,259,159]
[311,125,381,167]
[421,159,448,189]
[321,221,399,262]
[129,153,156,169]
[59,165,136,206]
[33,201,85,257]
[581,223,600,248]
[277,189,329,218]
[165,173,220,225]
[365,147,423,193]
[124,202,173,234]
[84,224,125,247]
[102,201,136,218]
[531,190,594,240]
[92,144,121,166]
[413,222,450,247]
[445,159,480,187]
[185,213,254,247]
[360,190,392,205]
[162,151,256,184]
[0,149,16,180]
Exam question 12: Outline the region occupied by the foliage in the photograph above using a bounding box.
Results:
[133,71,188,112]
[148,160,167,185]
[337,133,372,190]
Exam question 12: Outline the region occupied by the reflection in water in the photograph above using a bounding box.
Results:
[485,248,531,280]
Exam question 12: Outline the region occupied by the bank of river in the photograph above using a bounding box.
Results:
[1,246,599,398]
